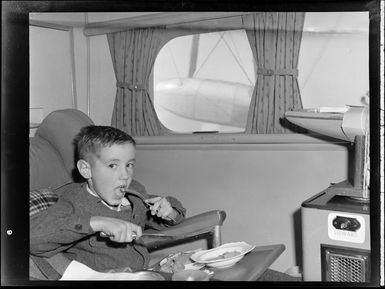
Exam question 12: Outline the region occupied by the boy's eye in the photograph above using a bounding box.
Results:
[109,164,117,169]
[127,163,135,168]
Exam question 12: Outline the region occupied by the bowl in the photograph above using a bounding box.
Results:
[190,242,255,269]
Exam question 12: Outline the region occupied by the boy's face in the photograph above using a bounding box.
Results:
[79,142,136,206]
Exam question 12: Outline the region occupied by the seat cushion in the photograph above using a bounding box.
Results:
[29,188,69,280]
[35,109,94,176]
[29,188,58,217]
[29,137,72,191]
[30,253,72,280]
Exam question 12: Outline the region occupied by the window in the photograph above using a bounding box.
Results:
[153,12,369,134]
[153,30,255,133]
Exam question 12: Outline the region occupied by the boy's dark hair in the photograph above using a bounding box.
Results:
[74,125,136,161]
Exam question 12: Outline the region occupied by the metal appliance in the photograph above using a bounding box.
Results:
[285,106,370,282]
[301,191,370,281]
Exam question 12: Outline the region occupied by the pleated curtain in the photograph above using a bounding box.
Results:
[107,28,166,136]
[242,12,305,134]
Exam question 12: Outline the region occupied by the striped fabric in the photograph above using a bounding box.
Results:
[242,12,305,134]
[30,188,58,217]
[107,28,166,136]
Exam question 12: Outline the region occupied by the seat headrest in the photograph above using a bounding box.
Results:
[35,109,94,175]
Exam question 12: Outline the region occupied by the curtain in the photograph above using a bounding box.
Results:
[242,12,305,134]
[107,28,166,136]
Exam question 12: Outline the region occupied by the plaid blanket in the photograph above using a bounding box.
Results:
[30,188,58,217]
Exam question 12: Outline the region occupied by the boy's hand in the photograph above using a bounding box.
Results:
[90,216,142,243]
[145,197,178,221]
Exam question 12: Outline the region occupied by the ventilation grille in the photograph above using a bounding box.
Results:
[321,245,370,282]
[329,253,367,281]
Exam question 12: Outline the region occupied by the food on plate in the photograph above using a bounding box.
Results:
[205,250,241,261]
[159,252,194,273]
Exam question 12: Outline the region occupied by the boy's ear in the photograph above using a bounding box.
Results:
[77,159,91,179]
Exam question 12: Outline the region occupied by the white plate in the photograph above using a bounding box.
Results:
[190,242,255,269]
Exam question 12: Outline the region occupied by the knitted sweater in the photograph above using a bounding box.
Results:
[30,180,186,272]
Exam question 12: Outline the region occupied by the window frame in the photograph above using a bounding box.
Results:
[152,28,255,134]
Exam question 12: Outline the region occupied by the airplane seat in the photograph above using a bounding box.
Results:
[29,108,226,280]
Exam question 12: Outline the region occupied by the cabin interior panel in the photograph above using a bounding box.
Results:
[133,142,348,272]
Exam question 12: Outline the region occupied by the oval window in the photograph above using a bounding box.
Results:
[153,30,256,133]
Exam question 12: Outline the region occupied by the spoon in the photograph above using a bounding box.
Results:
[123,188,148,203]
[123,188,177,222]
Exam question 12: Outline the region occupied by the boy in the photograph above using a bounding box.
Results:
[30,125,186,273]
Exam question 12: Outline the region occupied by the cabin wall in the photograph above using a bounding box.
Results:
[88,34,116,125]
[30,13,369,127]
[29,26,75,126]
[133,142,348,272]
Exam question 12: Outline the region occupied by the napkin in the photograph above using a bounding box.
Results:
[60,260,139,280]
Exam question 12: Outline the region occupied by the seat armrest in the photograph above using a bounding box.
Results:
[142,210,226,250]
